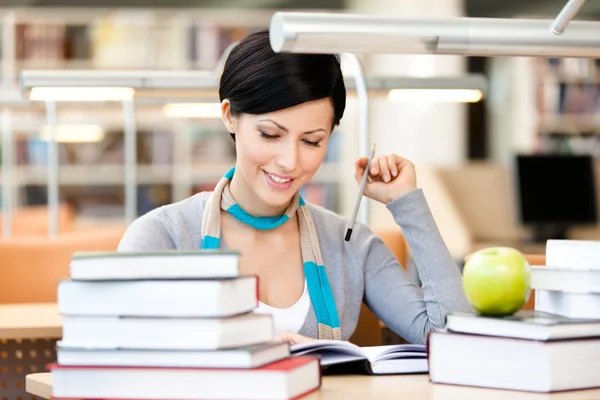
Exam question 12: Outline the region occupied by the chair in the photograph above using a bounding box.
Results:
[349,227,408,346]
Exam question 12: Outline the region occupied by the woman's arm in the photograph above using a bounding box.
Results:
[350,189,473,344]
[351,154,473,344]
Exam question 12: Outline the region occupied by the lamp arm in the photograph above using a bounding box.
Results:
[344,53,370,226]
[551,0,587,35]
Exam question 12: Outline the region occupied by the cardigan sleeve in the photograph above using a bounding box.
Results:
[349,188,473,344]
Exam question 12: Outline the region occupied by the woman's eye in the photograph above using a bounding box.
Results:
[303,140,321,148]
[260,131,278,140]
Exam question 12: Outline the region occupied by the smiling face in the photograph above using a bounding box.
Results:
[222,98,333,216]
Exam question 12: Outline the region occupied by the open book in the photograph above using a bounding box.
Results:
[290,340,428,375]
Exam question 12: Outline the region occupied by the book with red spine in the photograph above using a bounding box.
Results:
[48,356,321,400]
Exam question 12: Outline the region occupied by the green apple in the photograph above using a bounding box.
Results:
[463,247,531,316]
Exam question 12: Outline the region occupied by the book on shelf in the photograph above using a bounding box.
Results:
[13,18,266,71]
[290,340,427,375]
[57,275,258,317]
[69,250,240,280]
[56,341,290,369]
[428,329,600,392]
[49,356,321,400]
[59,312,274,350]
[445,310,600,341]
[535,57,600,121]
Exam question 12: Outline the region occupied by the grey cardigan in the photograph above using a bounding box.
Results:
[117,188,473,344]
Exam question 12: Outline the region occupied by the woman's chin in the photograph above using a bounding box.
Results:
[258,191,296,213]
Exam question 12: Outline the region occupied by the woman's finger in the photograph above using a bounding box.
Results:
[354,157,368,182]
[370,157,381,178]
[393,154,413,171]
[388,155,399,178]
[378,156,392,182]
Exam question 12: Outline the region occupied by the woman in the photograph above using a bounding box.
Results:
[118,30,472,345]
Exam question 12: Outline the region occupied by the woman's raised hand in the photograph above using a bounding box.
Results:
[354,154,417,205]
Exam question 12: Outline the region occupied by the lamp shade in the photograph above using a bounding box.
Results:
[269,11,600,58]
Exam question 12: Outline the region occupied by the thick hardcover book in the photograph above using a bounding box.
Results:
[49,357,321,400]
[428,329,600,392]
[69,250,241,280]
[58,276,258,317]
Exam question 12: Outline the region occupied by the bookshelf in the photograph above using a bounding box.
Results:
[534,57,600,155]
[0,107,344,220]
[1,8,273,74]
[0,8,345,221]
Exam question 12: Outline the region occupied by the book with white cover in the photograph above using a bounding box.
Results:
[536,290,600,320]
[429,330,600,392]
[546,240,600,270]
[56,342,290,369]
[58,276,257,317]
[531,266,600,293]
[50,357,321,400]
[60,313,274,350]
[69,250,240,280]
[445,310,600,340]
[290,340,427,375]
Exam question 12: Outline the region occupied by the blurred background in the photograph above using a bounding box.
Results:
[1,0,600,266]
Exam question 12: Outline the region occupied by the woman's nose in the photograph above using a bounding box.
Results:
[275,142,299,172]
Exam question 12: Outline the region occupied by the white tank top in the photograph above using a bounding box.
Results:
[254,280,310,334]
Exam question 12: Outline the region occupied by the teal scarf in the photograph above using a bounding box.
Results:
[201,167,341,340]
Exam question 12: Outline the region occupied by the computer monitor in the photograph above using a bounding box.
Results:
[515,154,597,242]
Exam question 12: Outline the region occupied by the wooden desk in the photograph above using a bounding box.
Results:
[0,303,62,400]
[26,372,600,400]
[0,302,62,339]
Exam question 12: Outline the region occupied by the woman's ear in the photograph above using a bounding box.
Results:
[221,99,236,134]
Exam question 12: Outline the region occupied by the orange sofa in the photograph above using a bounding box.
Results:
[0,204,76,237]
[0,204,127,304]
[0,225,126,304]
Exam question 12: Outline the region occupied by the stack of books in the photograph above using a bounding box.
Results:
[428,310,600,392]
[428,239,600,392]
[532,239,600,319]
[50,250,321,400]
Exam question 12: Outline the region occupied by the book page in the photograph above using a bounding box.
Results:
[290,340,365,365]
[359,344,426,363]
[290,340,362,355]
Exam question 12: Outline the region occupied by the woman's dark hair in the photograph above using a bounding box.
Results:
[219,29,346,141]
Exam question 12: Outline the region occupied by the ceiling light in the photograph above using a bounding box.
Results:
[162,103,222,118]
[39,125,105,143]
[387,89,483,103]
[29,87,134,101]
